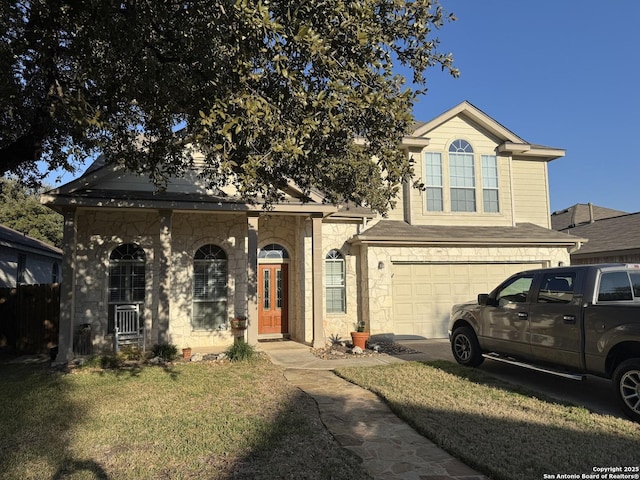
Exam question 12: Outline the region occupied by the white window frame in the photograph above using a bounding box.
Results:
[481,155,499,213]
[192,244,228,331]
[325,249,346,314]
[425,152,443,212]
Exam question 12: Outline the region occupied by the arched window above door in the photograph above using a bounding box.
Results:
[258,244,289,260]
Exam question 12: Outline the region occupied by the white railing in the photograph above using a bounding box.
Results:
[114,304,144,352]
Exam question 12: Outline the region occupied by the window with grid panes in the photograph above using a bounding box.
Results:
[482,155,499,212]
[449,139,476,212]
[108,243,146,332]
[326,249,346,313]
[192,245,228,330]
[425,152,443,211]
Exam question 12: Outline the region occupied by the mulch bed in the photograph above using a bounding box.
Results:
[311,340,422,360]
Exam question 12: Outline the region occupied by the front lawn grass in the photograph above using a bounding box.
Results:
[336,361,640,480]
[0,356,369,480]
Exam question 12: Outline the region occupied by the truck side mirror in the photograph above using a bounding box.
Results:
[478,294,490,305]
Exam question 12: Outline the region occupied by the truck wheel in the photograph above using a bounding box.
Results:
[451,326,484,367]
[613,359,640,423]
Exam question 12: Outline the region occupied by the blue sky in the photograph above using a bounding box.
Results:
[46,1,639,214]
[413,0,640,213]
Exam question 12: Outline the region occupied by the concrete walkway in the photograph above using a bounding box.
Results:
[258,340,489,480]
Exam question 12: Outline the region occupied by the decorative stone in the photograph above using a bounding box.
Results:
[351,346,364,355]
[190,353,203,362]
[148,356,165,366]
[72,357,86,367]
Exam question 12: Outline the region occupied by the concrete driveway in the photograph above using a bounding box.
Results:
[396,338,626,420]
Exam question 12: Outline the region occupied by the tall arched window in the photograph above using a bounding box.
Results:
[326,249,346,313]
[193,244,228,330]
[449,139,476,212]
[108,243,146,331]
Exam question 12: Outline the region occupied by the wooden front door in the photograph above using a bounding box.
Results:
[258,264,288,334]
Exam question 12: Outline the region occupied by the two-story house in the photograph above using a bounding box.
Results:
[42,101,583,361]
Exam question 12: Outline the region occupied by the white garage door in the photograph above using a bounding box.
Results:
[392,263,543,338]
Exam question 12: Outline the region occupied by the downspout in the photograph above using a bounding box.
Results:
[569,241,583,254]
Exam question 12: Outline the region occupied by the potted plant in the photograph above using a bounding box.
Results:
[350,321,369,350]
[230,316,247,330]
[182,346,192,359]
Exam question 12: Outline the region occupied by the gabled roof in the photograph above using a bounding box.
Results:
[348,220,585,247]
[412,101,565,161]
[0,224,62,258]
[562,212,640,255]
[551,203,628,231]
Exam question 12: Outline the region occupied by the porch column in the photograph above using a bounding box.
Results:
[246,213,259,344]
[157,209,172,344]
[55,208,77,363]
[311,214,324,348]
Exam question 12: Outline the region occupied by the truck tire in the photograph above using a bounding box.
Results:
[451,326,484,367]
[613,359,640,423]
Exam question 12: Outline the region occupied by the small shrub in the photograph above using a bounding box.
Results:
[152,343,178,361]
[100,355,124,369]
[119,345,144,361]
[78,355,124,369]
[225,340,257,362]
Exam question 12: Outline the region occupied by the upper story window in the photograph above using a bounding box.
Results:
[449,140,475,212]
[192,244,228,330]
[325,249,346,313]
[424,140,499,214]
[425,152,443,212]
[482,155,499,213]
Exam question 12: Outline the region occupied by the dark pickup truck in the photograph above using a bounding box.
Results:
[448,263,640,421]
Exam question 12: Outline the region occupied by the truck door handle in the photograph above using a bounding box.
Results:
[563,315,576,324]
[517,312,528,319]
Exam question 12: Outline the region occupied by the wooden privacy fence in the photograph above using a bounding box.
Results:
[0,284,60,354]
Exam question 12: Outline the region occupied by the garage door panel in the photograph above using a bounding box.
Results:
[392,263,542,338]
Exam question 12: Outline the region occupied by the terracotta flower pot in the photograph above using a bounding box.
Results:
[350,331,370,350]
[182,347,192,359]
[230,317,247,330]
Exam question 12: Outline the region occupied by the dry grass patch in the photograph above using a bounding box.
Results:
[336,361,640,480]
[0,356,369,480]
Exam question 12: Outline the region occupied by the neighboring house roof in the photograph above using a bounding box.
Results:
[561,212,640,256]
[551,203,628,231]
[349,220,584,247]
[0,224,62,258]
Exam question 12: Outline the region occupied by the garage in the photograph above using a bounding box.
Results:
[392,262,543,338]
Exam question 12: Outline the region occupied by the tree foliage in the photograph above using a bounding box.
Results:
[0,0,457,213]
[0,178,63,248]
